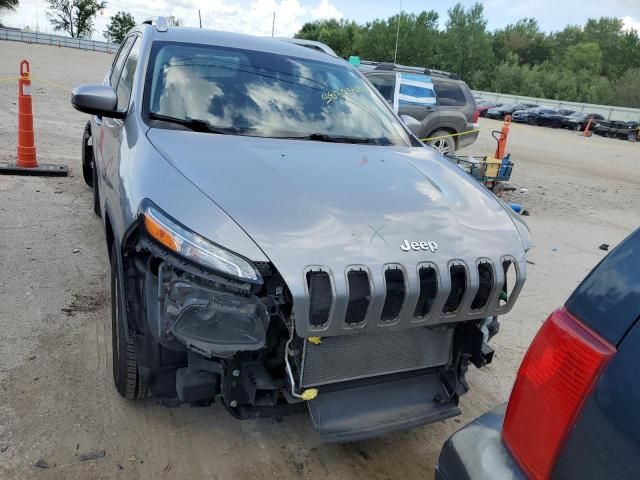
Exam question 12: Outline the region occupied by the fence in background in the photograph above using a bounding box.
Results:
[473,90,640,122]
[0,27,118,54]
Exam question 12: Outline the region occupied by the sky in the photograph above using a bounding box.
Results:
[2,0,640,42]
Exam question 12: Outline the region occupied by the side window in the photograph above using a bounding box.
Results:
[116,37,141,112]
[110,36,135,87]
[366,74,396,103]
[433,79,467,107]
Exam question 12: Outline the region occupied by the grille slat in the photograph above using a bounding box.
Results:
[414,266,438,318]
[443,265,467,314]
[307,271,332,327]
[301,327,454,387]
[381,268,406,321]
[345,270,370,324]
[471,262,494,310]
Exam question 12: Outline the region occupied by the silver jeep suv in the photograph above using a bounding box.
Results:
[72,17,529,442]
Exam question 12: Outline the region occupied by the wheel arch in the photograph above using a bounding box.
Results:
[425,127,458,148]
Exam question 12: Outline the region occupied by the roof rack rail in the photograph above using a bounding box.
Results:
[142,16,168,32]
[369,61,460,80]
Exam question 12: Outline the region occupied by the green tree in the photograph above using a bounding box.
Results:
[610,68,640,108]
[46,0,106,38]
[167,15,181,27]
[297,18,361,58]
[293,12,640,105]
[564,42,602,74]
[439,2,494,88]
[103,10,134,44]
[0,0,19,11]
[493,18,550,65]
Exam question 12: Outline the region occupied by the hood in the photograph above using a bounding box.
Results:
[147,128,524,263]
[147,129,526,331]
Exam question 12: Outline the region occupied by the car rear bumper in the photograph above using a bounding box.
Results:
[435,403,526,480]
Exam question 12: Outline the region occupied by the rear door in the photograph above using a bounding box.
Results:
[553,228,640,479]
[432,78,470,133]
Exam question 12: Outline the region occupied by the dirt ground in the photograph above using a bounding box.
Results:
[0,41,639,480]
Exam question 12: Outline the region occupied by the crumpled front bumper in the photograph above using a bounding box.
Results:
[435,403,526,480]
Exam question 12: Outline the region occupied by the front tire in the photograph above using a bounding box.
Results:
[111,244,147,400]
[81,122,93,187]
[427,130,456,156]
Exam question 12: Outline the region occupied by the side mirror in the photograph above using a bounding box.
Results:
[71,84,124,119]
[400,114,421,134]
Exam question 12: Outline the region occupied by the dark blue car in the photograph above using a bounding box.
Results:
[436,228,640,480]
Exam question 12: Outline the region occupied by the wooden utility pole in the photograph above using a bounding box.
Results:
[198,10,202,28]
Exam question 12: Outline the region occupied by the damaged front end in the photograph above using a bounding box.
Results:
[119,201,525,441]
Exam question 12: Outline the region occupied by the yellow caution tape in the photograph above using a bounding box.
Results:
[307,337,322,345]
[421,128,481,142]
[31,76,70,91]
[0,75,69,91]
[300,389,318,400]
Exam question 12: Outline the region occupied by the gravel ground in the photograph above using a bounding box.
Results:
[1,41,639,480]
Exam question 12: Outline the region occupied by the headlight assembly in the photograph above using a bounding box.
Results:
[140,201,262,283]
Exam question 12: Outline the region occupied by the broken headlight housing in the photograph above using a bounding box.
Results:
[140,200,262,283]
[159,266,269,357]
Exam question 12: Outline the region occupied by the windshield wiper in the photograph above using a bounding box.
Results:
[277,133,392,145]
[149,112,248,135]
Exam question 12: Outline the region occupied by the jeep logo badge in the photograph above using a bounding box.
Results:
[400,240,439,252]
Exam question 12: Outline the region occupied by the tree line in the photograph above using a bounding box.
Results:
[0,0,179,44]
[295,3,640,108]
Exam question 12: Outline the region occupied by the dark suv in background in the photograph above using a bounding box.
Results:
[359,62,479,155]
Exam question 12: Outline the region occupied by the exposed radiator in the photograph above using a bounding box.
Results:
[300,327,454,388]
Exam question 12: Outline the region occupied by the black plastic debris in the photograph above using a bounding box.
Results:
[79,450,106,462]
[34,459,50,469]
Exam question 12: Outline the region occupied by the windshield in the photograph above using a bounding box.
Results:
[147,42,411,146]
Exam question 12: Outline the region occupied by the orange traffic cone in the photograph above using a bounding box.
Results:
[495,115,511,160]
[0,60,68,176]
[17,60,38,168]
[580,117,593,137]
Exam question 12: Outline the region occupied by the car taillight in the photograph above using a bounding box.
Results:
[472,109,480,123]
[502,307,615,480]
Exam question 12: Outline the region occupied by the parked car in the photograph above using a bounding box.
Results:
[361,62,479,155]
[475,100,499,117]
[71,17,530,442]
[562,112,605,131]
[593,120,640,139]
[535,108,576,128]
[511,106,555,124]
[436,227,640,480]
[486,103,537,120]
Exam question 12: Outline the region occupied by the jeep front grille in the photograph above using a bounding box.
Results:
[300,256,526,336]
[300,327,454,387]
